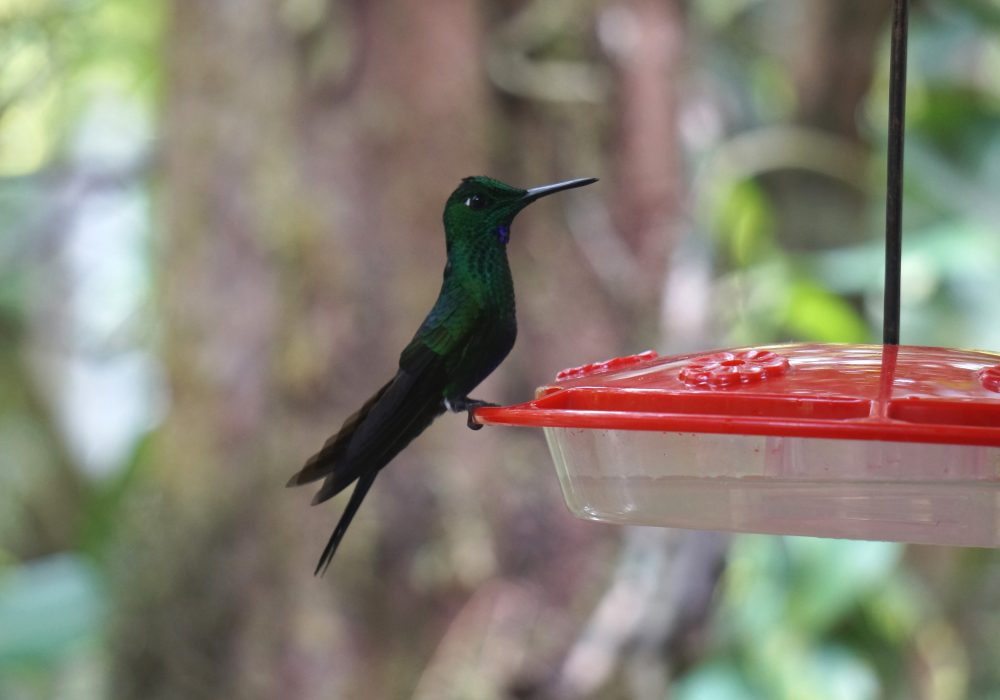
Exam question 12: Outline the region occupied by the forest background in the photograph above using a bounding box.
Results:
[3,0,1000,698]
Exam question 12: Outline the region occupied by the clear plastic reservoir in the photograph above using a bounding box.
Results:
[546,428,1000,547]
[477,344,1000,547]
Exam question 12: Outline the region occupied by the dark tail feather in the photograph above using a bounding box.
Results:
[287,380,394,489]
[315,471,377,576]
[300,370,444,506]
[294,365,446,571]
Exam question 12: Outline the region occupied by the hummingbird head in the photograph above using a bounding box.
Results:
[443,175,598,247]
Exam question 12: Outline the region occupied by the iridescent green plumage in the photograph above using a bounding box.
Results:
[288,175,597,574]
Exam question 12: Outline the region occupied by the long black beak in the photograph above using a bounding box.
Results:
[523,177,598,202]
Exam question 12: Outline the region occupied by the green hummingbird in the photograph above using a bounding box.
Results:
[288,175,598,574]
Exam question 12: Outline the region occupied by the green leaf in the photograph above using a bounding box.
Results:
[715,179,776,268]
[783,538,903,632]
[0,554,106,666]
[676,661,763,700]
[783,280,870,344]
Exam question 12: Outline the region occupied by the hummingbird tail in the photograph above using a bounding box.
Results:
[286,379,394,489]
[293,364,447,571]
[315,470,377,576]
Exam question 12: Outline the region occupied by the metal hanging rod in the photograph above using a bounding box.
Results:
[883,0,909,346]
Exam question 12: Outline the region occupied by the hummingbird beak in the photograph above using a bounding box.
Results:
[522,177,598,203]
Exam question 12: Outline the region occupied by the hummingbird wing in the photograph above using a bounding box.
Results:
[295,352,449,504]
[290,290,484,572]
[305,303,479,492]
[287,380,395,488]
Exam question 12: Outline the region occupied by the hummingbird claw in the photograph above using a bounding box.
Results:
[447,397,498,430]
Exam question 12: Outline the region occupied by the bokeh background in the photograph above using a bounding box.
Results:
[3,0,1000,698]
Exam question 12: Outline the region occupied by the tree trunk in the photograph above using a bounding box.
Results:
[110,1,492,698]
[764,0,892,250]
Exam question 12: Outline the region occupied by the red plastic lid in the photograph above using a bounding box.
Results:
[476,344,1000,447]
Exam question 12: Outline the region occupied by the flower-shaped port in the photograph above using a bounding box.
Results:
[556,351,659,381]
[680,349,790,388]
[980,364,1000,394]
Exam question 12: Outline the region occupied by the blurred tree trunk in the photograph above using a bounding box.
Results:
[764,0,892,250]
[108,0,711,697]
[512,2,731,698]
[110,1,492,698]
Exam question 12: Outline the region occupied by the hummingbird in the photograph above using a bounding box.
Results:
[288,175,598,574]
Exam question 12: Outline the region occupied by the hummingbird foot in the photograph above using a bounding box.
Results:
[445,397,499,431]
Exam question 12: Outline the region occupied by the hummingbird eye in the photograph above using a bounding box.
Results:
[465,194,488,210]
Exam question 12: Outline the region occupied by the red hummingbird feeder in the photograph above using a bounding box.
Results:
[475,0,1000,548]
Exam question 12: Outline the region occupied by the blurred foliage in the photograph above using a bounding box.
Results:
[1,0,159,697]
[681,539,922,700]
[1,0,1000,698]
[0,555,107,697]
[0,0,161,174]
